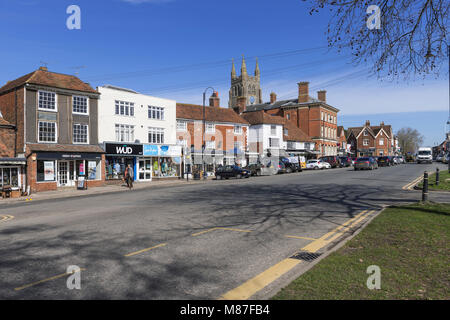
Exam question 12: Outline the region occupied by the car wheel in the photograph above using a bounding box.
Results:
[355,168,358,171]
[314,167,319,170]
[237,174,242,179]
[216,175,221,180]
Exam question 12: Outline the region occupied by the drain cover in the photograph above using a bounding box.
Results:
[290,251,322,262]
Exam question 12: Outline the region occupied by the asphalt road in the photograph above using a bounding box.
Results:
[0,162,448,299]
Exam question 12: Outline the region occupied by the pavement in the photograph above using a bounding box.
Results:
[0,162,448,300]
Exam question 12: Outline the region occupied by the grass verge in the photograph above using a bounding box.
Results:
[418,170,450,191]
[272,202,450,300]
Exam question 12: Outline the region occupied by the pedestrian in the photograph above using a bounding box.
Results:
[125,164,134,189]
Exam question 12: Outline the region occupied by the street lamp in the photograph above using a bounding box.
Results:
[202,87,215,180]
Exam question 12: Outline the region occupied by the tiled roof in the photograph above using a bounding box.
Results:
[245,96,339,112]
[176,103,249,125]
[283,122,313,142]
[348,124,392,138]
[241,110,285,125]
[0,68,98,94]
[27,143,105,153]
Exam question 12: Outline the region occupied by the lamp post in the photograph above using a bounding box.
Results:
[203,87,215,180]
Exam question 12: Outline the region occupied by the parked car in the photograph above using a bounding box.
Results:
[215,165,250,180]
[243,163,263,176]
[280,157,300,173]
[339,156,352,167]
[322,162,332,169]
[319,156,341,168]
[277,161,287,174]
[306,159,326,170]
[417,147,433,164]
[354,157,379,170]
[377,156,391,167]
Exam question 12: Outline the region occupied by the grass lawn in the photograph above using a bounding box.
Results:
[272,203,450,300]
[419,169,450,191]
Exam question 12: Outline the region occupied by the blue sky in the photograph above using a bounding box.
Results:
[0,0,448,146]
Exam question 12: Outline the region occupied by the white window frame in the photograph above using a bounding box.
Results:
[379,138,384,146]
[73,123,89,144]
[72,95,89,115]
[234,125,242,134]
[37,121,57,143]
[363,139,369,146]
[148,127,165,144]
[206,123,215,133]
[38,90,57,112]
[115,124,135,142]
[115,100,135,117]
[270,125,277,136]
[148,106,165,120]
[269,138,279,148]
[177,120,187,132]
[206,140,215,149]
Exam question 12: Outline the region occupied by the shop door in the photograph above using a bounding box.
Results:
[138,159,152,181]
[58,161,69,186]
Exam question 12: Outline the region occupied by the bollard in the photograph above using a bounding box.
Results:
[422,171,428,202]
[436,168,439,186]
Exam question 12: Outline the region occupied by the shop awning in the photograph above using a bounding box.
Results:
[0,158,27,165]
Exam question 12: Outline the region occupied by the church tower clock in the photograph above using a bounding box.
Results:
[228,56,262,112]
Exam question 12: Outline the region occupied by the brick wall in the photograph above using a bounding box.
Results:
[0,87,25,155]
[0,126,15,157]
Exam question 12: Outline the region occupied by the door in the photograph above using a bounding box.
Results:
[138,159,152,181]
[58,161,69,186]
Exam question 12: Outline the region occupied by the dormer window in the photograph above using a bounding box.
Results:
[364,130,368,136]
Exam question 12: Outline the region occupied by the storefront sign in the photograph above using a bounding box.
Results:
[36,152,102,160]
[143,145,181,157]
[44,161,55,181]
[105,143,143,156]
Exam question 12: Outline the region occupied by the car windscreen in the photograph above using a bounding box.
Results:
[418,151,431,155]
[357,158,369,161]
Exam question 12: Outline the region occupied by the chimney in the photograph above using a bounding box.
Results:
[380,121,385,126]
[298,82,309,103]
[365,120,370,126]
[317,90,326,103]
[39,66,48,71]
[236,96,247,114]
[209,91,220,107]
[270,92,277,104]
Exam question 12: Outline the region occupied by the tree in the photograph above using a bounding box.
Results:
[396,127,424,154]
[305,0,449,79]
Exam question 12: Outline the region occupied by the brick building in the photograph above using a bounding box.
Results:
[347,121,394,157]
[176,92,249,176]
[337,126,348,156]
[0,67,105,193]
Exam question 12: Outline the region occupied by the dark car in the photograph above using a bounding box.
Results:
[215,165,250,180]
[319,156,341,168]
[354,157,379,170]
[277,161,287,174]
[339,156,352,167]
[243,163,262,176]
[377,156,391,167]
[280,157,300,173]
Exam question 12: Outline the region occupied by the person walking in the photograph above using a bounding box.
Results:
[125,164,134,189]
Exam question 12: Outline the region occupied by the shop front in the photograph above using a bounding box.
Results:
[104,143,143,183]
[141,144,182,180]
[0,158,27,197]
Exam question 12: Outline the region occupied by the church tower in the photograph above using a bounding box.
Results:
[228,56,263,112]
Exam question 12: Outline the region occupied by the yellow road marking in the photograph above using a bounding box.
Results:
[192,227,252,237]
[124,243,167,257]
[220,258,301,300]
[285,235,318,241]
[402,175,423,190]
[14,268,86,291]
[220,209,377,300]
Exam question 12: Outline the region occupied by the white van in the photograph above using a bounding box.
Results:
[417,147,432,164]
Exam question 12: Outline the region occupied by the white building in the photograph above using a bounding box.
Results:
[97,85,181,181]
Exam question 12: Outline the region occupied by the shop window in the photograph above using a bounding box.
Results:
[37,160,56,182]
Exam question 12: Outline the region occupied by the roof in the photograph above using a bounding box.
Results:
[348,123,393,138]
[245,96,339,113]
[337,126,345,137]
[27,143,105,153]
[176,103,249,125]
[0,68,98,94]
[283,122,313,142]
[241,110,285,125]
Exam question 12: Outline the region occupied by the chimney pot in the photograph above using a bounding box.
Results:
[270,92,277,104]
[297,82,309,103]
[39,66,48,71]
[317,90,326,103]
[365,120,371,126]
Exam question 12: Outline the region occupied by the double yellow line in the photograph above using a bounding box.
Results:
[0,215,14,223]
[402,175,423,190]
[220,209,376,300]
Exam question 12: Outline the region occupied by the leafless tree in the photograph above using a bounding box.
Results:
[397,127,424,154]
[305,0,449,79]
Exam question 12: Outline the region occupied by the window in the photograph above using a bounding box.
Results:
[38,91,56,111]
[115,100,134,116]
[73,96,88,114]
[379,138,384,146]
[284,128,288,136]
[363,139,369,146]
[115,124,135,142]
[148,106,165,120]
[206,141,215,149]
[286,114,290,120]
[38,121,57,142]
[234,125,242,134]
[234,141,242,151]
[364,130,368,136]
[270,125,276,135]
[37,160,55,182]
[269,138,279,148]
[177,120,187,131]
[321,126,324,137]
[73,123,88,143]
[206,123,215,133]
[1,167,20,187]
[177,139,187,147]
[148,127,164,144]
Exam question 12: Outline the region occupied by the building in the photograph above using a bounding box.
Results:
[283,121,316,157]
[177,92,249,176]
[97,85,181,181]
[347,121,394,157]
[0,113,27,194]
[0,67,105,193]
[337,126,349,156]
[229,56,263,111]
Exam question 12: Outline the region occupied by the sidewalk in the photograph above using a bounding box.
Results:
[0,178,211,206]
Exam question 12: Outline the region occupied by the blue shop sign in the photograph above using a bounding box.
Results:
[143,144,159,156]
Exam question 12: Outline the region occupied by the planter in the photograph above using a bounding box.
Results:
[11,190,21,198]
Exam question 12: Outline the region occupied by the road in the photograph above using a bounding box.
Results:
[0,162,448,299]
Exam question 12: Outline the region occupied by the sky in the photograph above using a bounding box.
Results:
[0,0,448,146]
